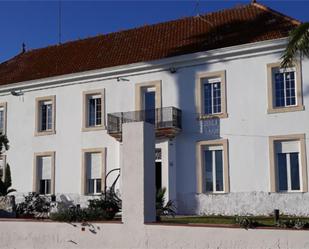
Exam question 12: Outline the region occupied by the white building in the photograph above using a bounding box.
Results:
[0,2,308,216]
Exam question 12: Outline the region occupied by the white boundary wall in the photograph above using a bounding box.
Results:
[0,221,309,249]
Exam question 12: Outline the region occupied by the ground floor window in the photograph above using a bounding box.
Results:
[34,152,55,195]
[82,148,106,195]
[269,134,308,193]
[196,139,229,194]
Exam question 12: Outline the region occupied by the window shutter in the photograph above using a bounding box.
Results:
[38,156,52,180]
[86,152,102,179]
[275,141,299,153]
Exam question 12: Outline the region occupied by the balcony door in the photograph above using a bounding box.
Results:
[142,88,156,125]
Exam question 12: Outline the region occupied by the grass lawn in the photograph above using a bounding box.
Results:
[160,215,309,228]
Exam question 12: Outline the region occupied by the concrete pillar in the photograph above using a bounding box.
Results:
[122,122,156,225]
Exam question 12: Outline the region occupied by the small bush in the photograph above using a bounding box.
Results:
[16,192,51,217]
[235,216,259,229]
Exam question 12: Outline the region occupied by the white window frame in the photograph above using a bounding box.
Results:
[203,145,225,193]
[269,134,308,193]
[276,151,301,193]
[273,67,297,108]
[0,102,7,135]
[196,139,229,194]
[267,62,304,114]
[33,152,55,195]
[202,77,222,115]
[81,148,106,195]
[35,96,56,136]
[82,90,105,131]
[195,70,227,119]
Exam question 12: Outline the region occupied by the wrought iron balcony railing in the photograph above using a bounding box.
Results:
[107,107,182,140]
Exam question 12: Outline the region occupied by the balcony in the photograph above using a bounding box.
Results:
[107,107,182,141]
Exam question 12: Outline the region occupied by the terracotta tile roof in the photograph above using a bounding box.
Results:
[0,2,300,86]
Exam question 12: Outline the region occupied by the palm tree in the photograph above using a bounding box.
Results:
[281,22,309,68]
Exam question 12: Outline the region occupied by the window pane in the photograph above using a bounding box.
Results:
[285,72,296,106]
[41,104,47,131]
[39,180,46,194]
[274,73,285,107]
[46,104,52,130]
[87,179,95,194]
[46,179,51,195]
[215,150,223,191]
[212,82,221,114]
[88,98,96,126]
[96,179,102,194]
[277,153,288,191]
[0,110,4,133]
[290,152,300,190]
[96,98,102,125]
[204,150,213,192]
[203,83,212,115]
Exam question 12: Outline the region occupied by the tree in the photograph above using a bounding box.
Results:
[281,22,309,68]
[0,134,9,153]
[0,164,16,196]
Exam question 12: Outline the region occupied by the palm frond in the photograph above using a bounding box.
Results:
[281,22,309,68]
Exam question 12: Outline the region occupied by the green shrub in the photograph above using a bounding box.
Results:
[235,216,259,229]
[156,187,176,221]
[16,192,51,217]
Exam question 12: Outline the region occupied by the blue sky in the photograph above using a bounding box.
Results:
[0,1,308,63]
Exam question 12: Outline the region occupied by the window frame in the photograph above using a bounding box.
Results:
[269,134,308,193]
[267,62,304,114]
[0,155,6,182]
[82,89,106,131]
[81,148,106,195]
[33,151,56,195]
[196,139,230,194]
[135,80,162,111]
[35,96,56,136]
[0,102,7,135]
[195,70,227,120]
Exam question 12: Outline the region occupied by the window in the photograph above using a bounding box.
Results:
[269,134,308,193]
[203,78,221,115]
[267,62,304,113]
[204,146,224,192]
[83,90,105,131]
[196,71,227,119]
[0,155,6,181]
[82,148,106,195]
[135,81,162,111]
[0,102,7,134]
[196,139,229,193]
[33,152,55,195]
[35,96,56,135]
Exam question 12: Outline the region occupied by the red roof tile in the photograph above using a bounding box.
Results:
[0,3,300,86]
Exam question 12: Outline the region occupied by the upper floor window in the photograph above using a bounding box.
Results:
[269,134,308,193]
[83,90,105,131]
[196,139,229,194]
[0,102,7,134]
[196,71,227,119]
[35,96,56,136]
[267,62,304,113]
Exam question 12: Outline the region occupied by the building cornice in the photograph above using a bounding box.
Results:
[0,38,288,95]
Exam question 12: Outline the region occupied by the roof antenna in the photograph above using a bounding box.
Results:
[21,42,26,53]
[58,0,62,44]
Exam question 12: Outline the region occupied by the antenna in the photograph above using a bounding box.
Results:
[58,0,62,44]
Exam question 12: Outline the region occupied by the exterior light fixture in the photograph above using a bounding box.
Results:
[169,67,177,74]
[10,90,24,96]
[117,77,130,82]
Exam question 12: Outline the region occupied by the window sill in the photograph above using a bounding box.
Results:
[267,105,305,114]
[34,130,56,136]
[197,113,228,120]
[197,192,229,195]
[82,126,106,132]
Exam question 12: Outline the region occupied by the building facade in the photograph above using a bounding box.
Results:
[0,2,308,215]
